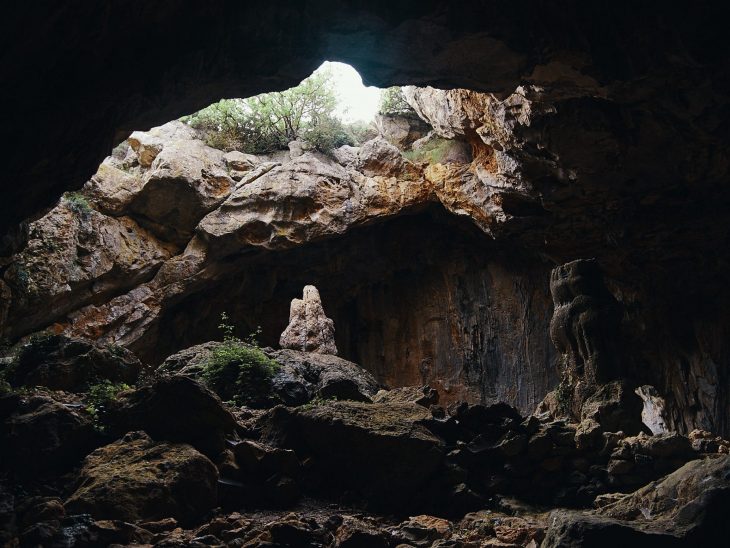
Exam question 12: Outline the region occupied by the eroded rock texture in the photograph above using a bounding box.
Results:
[280,286,338,355]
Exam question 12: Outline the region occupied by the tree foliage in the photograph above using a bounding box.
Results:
[378,87,416,117]
[182,68,360,154]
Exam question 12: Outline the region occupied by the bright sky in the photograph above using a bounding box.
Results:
[314,61,381,123]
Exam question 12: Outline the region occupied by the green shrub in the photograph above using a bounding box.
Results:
[201,313,279,407]
[303,116,354,153]
[378,87,416,117]
[64,192,92,216]
[85,380,130,430]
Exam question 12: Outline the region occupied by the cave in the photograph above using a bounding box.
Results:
[2,2,730,546]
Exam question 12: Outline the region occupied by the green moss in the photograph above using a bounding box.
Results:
[299,395,336,410]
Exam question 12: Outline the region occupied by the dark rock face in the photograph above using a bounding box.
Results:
[261,401,445,513]
[106,375,237,456]
[5,334,142,392]
[0,394,99,476]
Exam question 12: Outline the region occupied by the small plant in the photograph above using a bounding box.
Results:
[378,87,416,117]
[64,192,92,216]
[201,313,279,407]
[85,380,130,431]
[105,343,126,359]
[300,395,336,410]
[555,378,573,416]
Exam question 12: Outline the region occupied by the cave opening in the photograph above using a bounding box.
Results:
[4,5,730,541]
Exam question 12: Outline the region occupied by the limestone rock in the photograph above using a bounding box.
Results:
[279,285,338,355]
[356,137,409,177]
[158,342,378,407]
[106,375,237,456]
[222,150,256,172]
[260,400,443,511]
[549,259,623,416]
[6,334,141,391]
[64,431,218,525]
[374,114,429,149]
[635,385,669,435]
[581,381,645,436]
[269,349,379,405]
[127,124,235,245]
[1,197,174,340]
[372,385,439,408]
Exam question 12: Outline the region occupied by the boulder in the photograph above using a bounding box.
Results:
[270,348,378,405]
[581,381,645,436]
[65,431,218,525]
[260,400,444,511]
[106,375,236,456]
[372,385,439,407]
[157,341,221,377]
[544,456,730,546]
[279,285,338,355]
[374,114,430,149]
[5,334,142,391]
[0,394,98,475]
[356,137,408,177]
[222,150,257,172]
[158,343,379,407]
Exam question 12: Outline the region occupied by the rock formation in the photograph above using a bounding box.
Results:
[280,285,338,355]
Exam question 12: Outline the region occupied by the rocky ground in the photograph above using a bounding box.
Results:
[2,315,730,546]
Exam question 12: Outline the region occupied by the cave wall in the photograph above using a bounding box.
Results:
[151,208,557,413]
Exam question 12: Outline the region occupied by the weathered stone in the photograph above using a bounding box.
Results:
[127,122,235,245]
[581,381,645,436]
[372,385,439,408]
[6,334,141,391]
[0,394,98,475]
[158,343,378,406]
[222,150,257,172]
[1,198,174,340]
[280,285,338,355]
[106,375,236,456]
[65,431,218,525]
[374,114,429,149]
[270,348,378,404]
[549,260,623,416]
[260,401,444,511]
[635,385,670,435]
